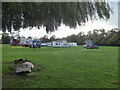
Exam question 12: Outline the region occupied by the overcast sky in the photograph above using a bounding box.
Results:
[0,1,119,39]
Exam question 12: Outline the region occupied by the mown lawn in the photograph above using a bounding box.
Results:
[2,44,118,88]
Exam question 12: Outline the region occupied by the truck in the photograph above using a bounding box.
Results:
[10,39,19,46]
[29,39,41,48]
[19,37,41,48]
[19,37,27,47]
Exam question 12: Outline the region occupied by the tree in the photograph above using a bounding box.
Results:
[1,33,10,44]
[107,34,118,46]
[2,2,111,33]
[106,29,120,46]
[50,35,56,41]
[66,34,78,42]
[61,28,120,46]
[40,35,50,42]
[27,36,32,39]
[77,32,84,45]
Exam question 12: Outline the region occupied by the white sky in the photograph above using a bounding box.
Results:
[19,19,117,39]
[0,1,119,39]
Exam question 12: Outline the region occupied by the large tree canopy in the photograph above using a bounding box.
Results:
[2,2,111,33]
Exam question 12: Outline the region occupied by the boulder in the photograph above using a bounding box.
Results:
[24,62,34,69]
[15,62,34,74]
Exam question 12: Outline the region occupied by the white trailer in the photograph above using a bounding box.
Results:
[51,40,68,47]
[41,43,47,47]
[46,42,52,47]
[51,40,77,47]
[67,42,77,47]
[41,42,51,47]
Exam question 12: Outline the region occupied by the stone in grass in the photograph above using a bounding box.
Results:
[15,62,34,74]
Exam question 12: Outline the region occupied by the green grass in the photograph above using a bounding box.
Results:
[2,44,118,88]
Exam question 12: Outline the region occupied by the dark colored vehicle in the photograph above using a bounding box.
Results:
[10,39,19,46]
[29,39,41,48]
[83,40,99,49]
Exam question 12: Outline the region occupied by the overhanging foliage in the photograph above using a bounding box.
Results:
[2,2,111,33]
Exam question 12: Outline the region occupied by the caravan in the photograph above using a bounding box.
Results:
[67,42,77,47]
[51,40,77,47]
[51,40,68,47]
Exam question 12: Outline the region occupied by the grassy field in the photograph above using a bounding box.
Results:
[2,44,118,88]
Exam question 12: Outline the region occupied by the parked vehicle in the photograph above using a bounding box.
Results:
[83,40,99,49]
[67,42,77,47]
[29,39,41,48]
[51,40,77,47]
[51,40,68,47]
[41,43,47,47]
[10,39,19,46]
[19,37,28,47]
[46,42,52,47]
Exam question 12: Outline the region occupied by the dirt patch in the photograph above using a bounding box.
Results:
[6,58,41,76]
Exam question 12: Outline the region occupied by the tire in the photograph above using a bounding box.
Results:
[33,45,35,48]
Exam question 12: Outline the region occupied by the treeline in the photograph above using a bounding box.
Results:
[61,28,120,46]
[1,28,120,46]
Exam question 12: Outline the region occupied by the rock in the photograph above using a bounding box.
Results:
[24,62,34,69]
[15,62,34,74]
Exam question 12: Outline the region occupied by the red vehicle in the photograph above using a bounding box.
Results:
[10,39,19,46]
